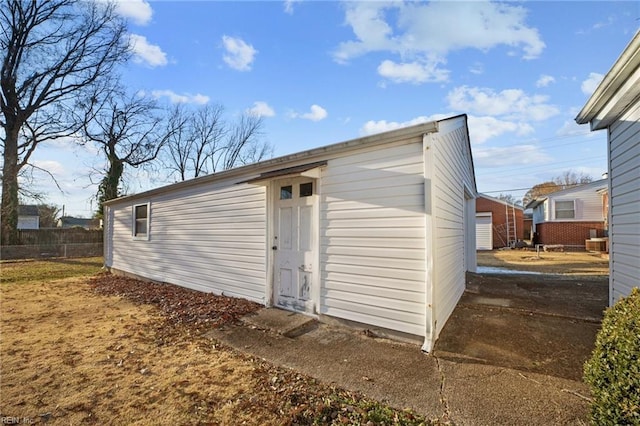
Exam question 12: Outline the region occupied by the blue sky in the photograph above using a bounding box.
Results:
[30,0,639,217]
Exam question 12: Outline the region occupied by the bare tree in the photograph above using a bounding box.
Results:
[553,170,593,189]
[221,113,267,171]
[163,105,272,181]
[523,181,560,207]
[82,91,176,218]
[496,193,521,206]
[1,0,129,244]
[37,204,60,228]
[523,170,594,207]
[164,104,226,180]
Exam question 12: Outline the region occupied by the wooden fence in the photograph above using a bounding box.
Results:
[1,228,103,260]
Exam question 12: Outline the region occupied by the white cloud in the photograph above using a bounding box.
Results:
[360,114,448,136]
[556,120,595,137]
[360,113,533,144]
[447,86,560,121]
[581,72,604,96]
[41,134,83,151]
[31,160,67,177]
[536,74,555,88]
[469,62,484,75]
[114,0,153,25]
[284,0,301,15]
[130,34,167,67]
[222,36,257,71]
[592,16,615,30]
[473,145,552,167]
[290,104,328,122]
[334,1,544,75]
[151,90,209,105]
[377,59,449,84]
[467,115,534,144]
[247,101,275,117]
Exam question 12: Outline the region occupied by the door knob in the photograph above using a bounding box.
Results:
[272,246,278,250]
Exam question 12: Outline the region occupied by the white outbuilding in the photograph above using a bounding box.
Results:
[103,114,477,351]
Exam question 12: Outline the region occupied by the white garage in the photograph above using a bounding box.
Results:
[476,213,493,251]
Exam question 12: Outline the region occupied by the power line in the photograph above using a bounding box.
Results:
[476,155,605,177]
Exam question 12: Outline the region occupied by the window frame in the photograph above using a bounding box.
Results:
[554,199,575,220]
[299,182,313,197]
[132,202,150,240]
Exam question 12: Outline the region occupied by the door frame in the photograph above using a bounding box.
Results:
[265,175,321,316]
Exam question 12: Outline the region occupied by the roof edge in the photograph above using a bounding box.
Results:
[105,117,442,206]
[576,30,640,126]
[477,193,524,209]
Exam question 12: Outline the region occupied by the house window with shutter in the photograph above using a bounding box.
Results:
[555,200,575,219]
[133,203,150,239]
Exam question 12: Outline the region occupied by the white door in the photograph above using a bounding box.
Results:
[273,178,316,314]
[476,213,493,250]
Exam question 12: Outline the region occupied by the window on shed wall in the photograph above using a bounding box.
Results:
[555,200,575,219]
[133,203,149,238]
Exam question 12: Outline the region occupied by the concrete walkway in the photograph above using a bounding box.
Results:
[207,273,607,425]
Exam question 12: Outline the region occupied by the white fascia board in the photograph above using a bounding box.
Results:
[576,31,640,128]
[105,120,440,206]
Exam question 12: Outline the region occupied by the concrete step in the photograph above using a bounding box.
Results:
[242,308,317,338]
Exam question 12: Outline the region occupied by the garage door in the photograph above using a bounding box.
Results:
[476,213,493,250]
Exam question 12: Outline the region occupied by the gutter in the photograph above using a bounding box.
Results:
[104,119,439,206]
[576,30,640,126]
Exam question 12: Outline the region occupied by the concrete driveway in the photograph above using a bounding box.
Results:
[208,272,608,425]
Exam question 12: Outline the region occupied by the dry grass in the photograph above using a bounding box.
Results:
[1,260,429,425]
[0,277,279,425]
[0,257,103,284]
[477,249,609,275]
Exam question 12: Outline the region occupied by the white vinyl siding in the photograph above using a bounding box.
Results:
[535,180,607,224]
[320,140,427,336]
[17,216,39,230]
[107,180,267,302]
[431,118,476,337]
[609,101,640,303]
[476,213,492,250]
[103,117,477,349]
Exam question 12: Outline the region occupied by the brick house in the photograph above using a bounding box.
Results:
[475,194,524,250]
[526,179,608,250]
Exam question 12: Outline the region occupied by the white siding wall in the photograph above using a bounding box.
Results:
[319,140,427,336]
[609,101,640,302]
[548,184,605,221]
[17,216,39,230]
[106,180,267,303]
[432,118,476,337]
[532,205,545,225]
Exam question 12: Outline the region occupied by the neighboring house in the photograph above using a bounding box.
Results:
[57,216,101,229]
[526,179,608,249]
[576,30,640,304]
[475,194,524,250]
[104,115,478,352]
[17,205,39,230]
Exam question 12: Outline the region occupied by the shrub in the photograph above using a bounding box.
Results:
[584,287,640,425]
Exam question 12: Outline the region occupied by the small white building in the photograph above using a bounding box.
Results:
[576,31,640,303]
[104,115,477,351]
[17,205,39,230]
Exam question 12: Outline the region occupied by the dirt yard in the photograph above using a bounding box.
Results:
[0,258,428,425]
[477,249,609,275]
